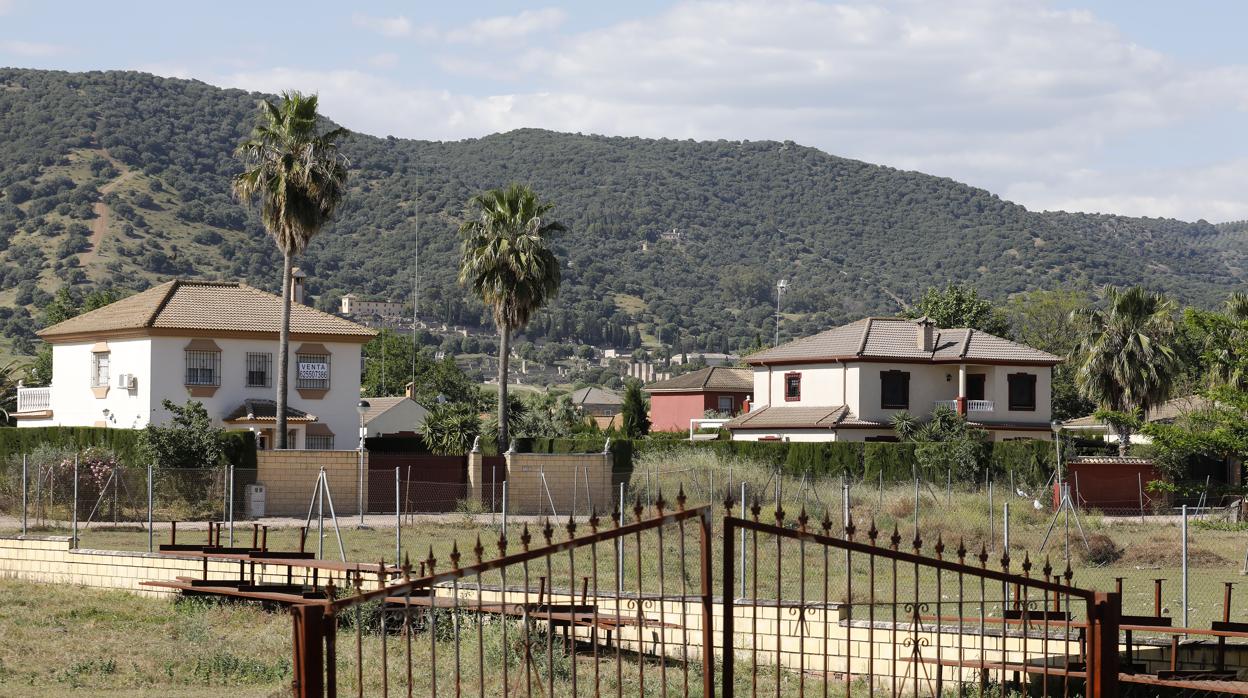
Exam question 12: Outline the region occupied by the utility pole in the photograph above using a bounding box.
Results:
[774,279,788,347]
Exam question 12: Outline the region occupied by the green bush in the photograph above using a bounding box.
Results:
[0,426,256,472]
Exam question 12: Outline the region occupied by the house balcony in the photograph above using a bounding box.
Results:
[934,399,994,413]
[16,386,51,413]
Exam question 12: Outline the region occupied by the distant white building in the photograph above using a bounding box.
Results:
[340,293,405,318]
[727,317,1059,442]
[361,396,428,437]
[17,279,376,450]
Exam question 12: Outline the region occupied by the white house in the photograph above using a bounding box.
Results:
[360,396,428,438]
[16,279,376,450]
[726,317,1060,442]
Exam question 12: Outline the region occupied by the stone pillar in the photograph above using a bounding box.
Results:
[467,440,484,503]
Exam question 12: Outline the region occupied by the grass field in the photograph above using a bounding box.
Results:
[5,447,1247,631]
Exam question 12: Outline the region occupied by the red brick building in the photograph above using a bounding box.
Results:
[645,366,753,432]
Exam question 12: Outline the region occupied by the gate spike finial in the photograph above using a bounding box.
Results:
[889,524,901,551]
[820,509,834,535]
[541,519,554,545]
[676,484,687,510]
[1022,552,1032,577]
[521,524,532,551]
[473,535,484,564]
[589,509,600,532]
[845,513,856,539]
[723,492,735,514]
[450,541,461,570]
[633,496,645,522]
[654,489,666,515]
[497,532,508,557]
[425,545,437,574]
[565,516,577,540]
[1042,556,1053,579]
[934,534,945,559]
[977,543,988,568]
[750,498,762,522]
[797,507,809,532]
[401,552,412,581]
[867,518,879,544]
[956,537,967,562]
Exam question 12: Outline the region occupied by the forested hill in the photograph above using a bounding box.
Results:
[0,67,1244,357]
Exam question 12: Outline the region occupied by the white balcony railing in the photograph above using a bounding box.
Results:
[16,386,51,413]
[934,399,994,413]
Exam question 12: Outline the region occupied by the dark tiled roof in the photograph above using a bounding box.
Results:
[745,317,1059,366]
[645,366,752,393]
[360,396,425,424]
[223,399,317,423]
[38,280,376,340]
[1063,395,1214,429]
[570,386,623,407]
[725,405,850,430]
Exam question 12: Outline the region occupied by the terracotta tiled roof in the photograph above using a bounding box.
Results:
[570,386,623,407]
[1063,395,1214,429]
[223,399,317,423]
[725,405,851,430]
[645,366,752,393]
[37,280,376,340]
[360,396,425,424]
[744,317,1060,366]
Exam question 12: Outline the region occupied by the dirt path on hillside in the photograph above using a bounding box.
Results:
[84,152,136,264]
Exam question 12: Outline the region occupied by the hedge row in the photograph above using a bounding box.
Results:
[0,427,256,469]
[631,438,1060,484]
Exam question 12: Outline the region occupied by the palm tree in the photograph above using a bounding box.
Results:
[1073,286,1180,454]
[458,184,563,451]
[233,92,348,448]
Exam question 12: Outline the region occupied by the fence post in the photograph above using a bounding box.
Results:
[1182,504,1189,628]
[722,513,736,698]
[228,463,235,547]
[1138,473,1146,523]
[699,506,715,698]
[394,466,400,564]
[20,454,27,536]
[291,603,325,698]
[739,482,747,599]
[71,457,78,549]
[147,463,154,553]
[1086,591,1121,697]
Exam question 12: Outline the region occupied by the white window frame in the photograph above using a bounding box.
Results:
[90,351,110,388]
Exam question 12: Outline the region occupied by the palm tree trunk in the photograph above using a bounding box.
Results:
[1117,426,1131,457]
[276,252,293,449]
[497,324,510,453]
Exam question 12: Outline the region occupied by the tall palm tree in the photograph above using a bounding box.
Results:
[233,92,348,448]
[1073,285,1180,454]
[458,184,563,451]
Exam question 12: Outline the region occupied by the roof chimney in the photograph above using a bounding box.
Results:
[290,267,307,305]
[915,316,937,352]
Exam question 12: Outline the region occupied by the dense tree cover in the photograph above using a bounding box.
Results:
[0,69,1244,366]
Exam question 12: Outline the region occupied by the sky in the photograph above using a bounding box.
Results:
[1,0,1246,222]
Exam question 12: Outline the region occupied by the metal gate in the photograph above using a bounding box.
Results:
[288,496,1125,696]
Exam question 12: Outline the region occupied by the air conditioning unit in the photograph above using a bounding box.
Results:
[116,373,137,390]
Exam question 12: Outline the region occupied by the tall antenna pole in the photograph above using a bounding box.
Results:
[411,189,420,387]
[774,279,788,347]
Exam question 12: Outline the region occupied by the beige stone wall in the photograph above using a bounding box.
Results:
[469,451,614,515]
[0,535,384,597]
[256,449,368,516]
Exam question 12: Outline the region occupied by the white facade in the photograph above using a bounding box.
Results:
[363,398,428,437]
[340,294,404,318]
[19,335,364,450]
[737,360,1053,443]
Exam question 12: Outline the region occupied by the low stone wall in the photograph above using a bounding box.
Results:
[256,449,368,516]
[0,535,385,597]
[468,451,613,515]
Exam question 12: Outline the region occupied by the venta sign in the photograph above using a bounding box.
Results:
[298,361,329,380]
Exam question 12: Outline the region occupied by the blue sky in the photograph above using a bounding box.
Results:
[2,0,1245,221]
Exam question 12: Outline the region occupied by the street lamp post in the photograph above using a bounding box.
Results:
[1051,419,1063,488]
[357,400,369,527]
[775,279,789,347]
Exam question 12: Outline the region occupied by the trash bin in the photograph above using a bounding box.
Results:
[246,484,266,518]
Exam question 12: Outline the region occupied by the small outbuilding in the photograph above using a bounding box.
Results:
[645,366,753,432]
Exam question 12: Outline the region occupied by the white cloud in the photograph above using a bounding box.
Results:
[0,39,64,57]
[367,52,399,70]
[444,7,567,44]
[215,1,1248,220]
[351,13,415,38]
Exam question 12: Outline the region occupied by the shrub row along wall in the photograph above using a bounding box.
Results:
[574,438,1059,485]
[0,426,256,470]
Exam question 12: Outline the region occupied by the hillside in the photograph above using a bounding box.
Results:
[0,68,1245,361]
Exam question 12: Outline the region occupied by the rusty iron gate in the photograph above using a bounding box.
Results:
[292,495,715,697]
[722,498,1120,698]
[287,496,1130,697]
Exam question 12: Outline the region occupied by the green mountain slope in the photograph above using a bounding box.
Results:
[0,68,1244,359]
